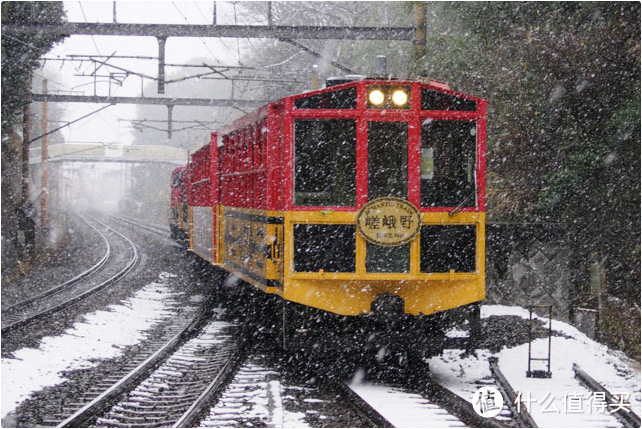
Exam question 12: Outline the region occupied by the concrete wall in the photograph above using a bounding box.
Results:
[485,224,572,322]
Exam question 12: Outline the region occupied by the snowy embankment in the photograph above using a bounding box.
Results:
[429,305,641,428]
[1,272,183,421]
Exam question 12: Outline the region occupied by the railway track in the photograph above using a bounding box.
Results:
[106,213,179,248]
[1,214,139,335]
[346,382,468,427]
[2,214,110,315]
[193,353,383,428]
[489,357,538,427]
[344,367,512,429]
[489,357,642,428]
[50,315,242,428]
[573,363,641,428]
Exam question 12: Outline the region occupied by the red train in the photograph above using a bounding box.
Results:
[170,76,487,355]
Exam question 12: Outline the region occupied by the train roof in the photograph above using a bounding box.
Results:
[284,77,485,105]
[214,77,486,141]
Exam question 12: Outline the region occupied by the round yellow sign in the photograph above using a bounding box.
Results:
[356,197,421,247]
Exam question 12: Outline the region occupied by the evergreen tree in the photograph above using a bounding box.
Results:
[1,2,66,271]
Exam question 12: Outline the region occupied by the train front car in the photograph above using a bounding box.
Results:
[282,78,487,355]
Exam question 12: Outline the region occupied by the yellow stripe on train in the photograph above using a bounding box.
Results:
[207,205,485,317]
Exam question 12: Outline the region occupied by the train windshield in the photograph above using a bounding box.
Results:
[421,120,477,207]
[367,121,408,199]
[366,121,410,273]
[294,119,356,206]
[171,171,182,188]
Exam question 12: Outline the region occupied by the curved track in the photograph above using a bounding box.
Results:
[106,213,180,248]
[2,215,111,314]
[1,214,139,335]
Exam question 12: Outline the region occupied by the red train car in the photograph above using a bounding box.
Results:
[182,76,487,352]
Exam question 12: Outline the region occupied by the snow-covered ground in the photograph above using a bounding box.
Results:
[2,295,639,428]
[1,272,184,421]
[429,305,641,428]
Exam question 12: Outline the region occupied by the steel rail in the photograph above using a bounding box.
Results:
[401,353,506,428]
[419,377,506,428]
[109,213,171,235]
[2,214,111,314]
[573,363,641,428]
[489,357,538,428]
[1,215,139,335]
[107,213,181,248]
[57,304,214,428]
[172,346,247,427]
[334,382,395,428]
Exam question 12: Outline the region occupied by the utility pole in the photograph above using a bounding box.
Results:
[41,79,49,228]
[412,2,427,75]
[22,76,31,208]
[267,2,272,26]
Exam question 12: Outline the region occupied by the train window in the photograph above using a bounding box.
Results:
[228,133,236,172]
[368,121,408,199]
[252,125,259,168]
[420,225,476,273]
[366,242,410,273]
[421,88,477,111]
[235,131,241,171]
[293,224,356,272]
[294,119,356,206]
[247,126,253,168]
[256,139,263,169]
[294,87,356,109]
[243,129,249,170]
[171,172,181,188]
[421,120,477,207]
[223,136,230,174]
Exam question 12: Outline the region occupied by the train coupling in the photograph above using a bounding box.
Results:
[370,293,406,325]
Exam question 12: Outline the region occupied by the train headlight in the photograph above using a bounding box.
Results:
[368,89,385,106]
[391,89,409,107]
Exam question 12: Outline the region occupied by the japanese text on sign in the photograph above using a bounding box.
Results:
[356,197,421,247]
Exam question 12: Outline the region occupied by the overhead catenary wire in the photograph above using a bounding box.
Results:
[193,1,243,65]
[76,1,135,140]
[77,1,105,76]
[77,2,102,56]
[172,2,217,61]
[27,104,115,145]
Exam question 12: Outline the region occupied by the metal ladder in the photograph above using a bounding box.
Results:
[527,304,552,378]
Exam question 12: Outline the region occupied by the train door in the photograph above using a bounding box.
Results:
[366,120,410,273]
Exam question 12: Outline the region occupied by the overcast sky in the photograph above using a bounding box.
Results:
[40,1,254,146]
